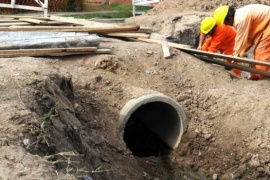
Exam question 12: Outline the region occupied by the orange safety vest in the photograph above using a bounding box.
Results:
[202,24,236,55]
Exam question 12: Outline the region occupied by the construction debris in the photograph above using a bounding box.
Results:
[161,41,171,58]
[0,15,141,57]
[0,32,100,49]
[1,15,268,79]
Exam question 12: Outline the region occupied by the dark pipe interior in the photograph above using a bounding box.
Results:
[123,102,180,157]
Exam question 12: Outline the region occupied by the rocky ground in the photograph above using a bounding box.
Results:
[1,1,270,180]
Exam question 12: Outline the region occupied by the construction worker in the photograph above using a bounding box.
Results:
[198,17,241,76]
[214,4,270,80]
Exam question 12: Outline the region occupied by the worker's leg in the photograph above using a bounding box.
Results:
[224,59,242,76]
[249,35,270,80]
[231,64,242,76]
[224,49,242,76]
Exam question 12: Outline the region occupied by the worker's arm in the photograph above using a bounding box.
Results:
[201,38,211,51]
[197,32,206,50]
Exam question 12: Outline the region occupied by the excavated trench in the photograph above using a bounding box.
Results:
[19,74,210,179]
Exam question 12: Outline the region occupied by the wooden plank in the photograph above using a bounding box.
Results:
[150,33,166,41]
[0,19,20,22]
[49,49,112,56]
[0,25,140,33]
[138,38,270,67]
[0,47,97,54]
[0,22,31,27]
[161,40,171,58]
[50,15,122,27]
[196,55,270,77]
[18,18,48,24]
[0,15,50,20]
[94,48,112,54]
[138,27,153,34]
[104,32,150,38]
[0,48,112,57]
[41,21,72,26]
[179,48,270,67]
[138,37,191,48]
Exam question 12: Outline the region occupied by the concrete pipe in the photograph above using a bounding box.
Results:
[119,87,187,149]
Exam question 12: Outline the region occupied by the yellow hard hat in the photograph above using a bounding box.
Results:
[213,5,229,26]
[200,17,216,34]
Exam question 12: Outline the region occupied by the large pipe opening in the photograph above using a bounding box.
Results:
[119,93,187,157]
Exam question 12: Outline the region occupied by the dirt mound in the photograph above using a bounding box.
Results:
[127,0,270,48]
[1,1,270,180]
[154,0,269,12]
[2,35,270,179]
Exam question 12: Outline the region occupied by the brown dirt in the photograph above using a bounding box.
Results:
[1,1,270,180]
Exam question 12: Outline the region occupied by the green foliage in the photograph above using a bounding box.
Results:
[68,3,152,19]
[45,151,112,177]
[110,3,133,11]
[84,4,113,12]
[1,96,11,101]
[43,107,56,120]
[70,11,132,19]
[67,0,76,11]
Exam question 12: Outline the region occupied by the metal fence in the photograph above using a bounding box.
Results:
[0,0,85,16]
[0,0,48,17]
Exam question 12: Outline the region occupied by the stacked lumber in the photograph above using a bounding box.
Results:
[0,15,140,57]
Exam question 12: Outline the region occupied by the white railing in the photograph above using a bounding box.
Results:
[0,0,49,17]
[132,0,160,17]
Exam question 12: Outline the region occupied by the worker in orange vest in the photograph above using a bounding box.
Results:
[214,4,270,80]
[198,17,241,76]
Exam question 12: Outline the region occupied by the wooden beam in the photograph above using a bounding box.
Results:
[161,40,171,58]
[138,27,153,34]
[138,38,270,67]
[0,19,20,22]
[0,47,97,54]
[94,48,112,54]
[40,21,72,26]
[0,22,31,27]
[138,37,191,48]
[104,32,150,38]
[0,15,50,20]
[196,55,270,77]
[150,33,166,41]
[0,48,112,57]
[50,15,123,27]
[179,48,270,67]
[18,18,49,24]
[0,25,140,33]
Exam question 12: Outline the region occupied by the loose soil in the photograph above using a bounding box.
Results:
[1,1,270,180]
